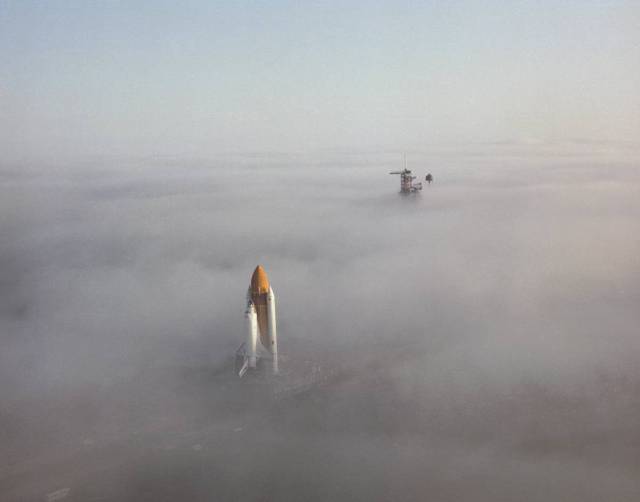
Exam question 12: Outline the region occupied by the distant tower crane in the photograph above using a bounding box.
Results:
[390,155,422,194]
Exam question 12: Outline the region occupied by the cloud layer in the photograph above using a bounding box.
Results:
[1,145,639,501]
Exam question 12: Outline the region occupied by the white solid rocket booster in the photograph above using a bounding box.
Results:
[267,286,278,374]
[245,301,258,368]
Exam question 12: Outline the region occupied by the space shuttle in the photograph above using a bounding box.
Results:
[239,265,278,376]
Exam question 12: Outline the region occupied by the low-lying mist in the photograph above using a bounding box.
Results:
[1,144,639,501]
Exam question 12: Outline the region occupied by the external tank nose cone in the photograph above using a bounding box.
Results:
[250,265,270,294]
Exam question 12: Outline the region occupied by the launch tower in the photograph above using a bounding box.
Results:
[390,155,423,194]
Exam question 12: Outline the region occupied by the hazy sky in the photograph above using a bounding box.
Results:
[1,1,639,160]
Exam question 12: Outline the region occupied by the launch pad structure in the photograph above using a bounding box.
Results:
[390,156,422,194]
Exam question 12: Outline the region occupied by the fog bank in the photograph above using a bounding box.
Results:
[1,144,639,501]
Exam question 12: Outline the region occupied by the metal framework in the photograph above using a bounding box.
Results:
[390,169,422,193]
[390,155,423,194]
